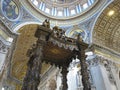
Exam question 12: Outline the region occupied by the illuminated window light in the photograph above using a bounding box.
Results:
[2,87,5,90]
[58,11,63,16]
[45,8,50,14]
[85,51,93,56]
[7,37,13,42]
[107,10,115,16]
[33,0,38,6]
[71,9,76,15]
[91,0,95,4]
[83,3,88,10]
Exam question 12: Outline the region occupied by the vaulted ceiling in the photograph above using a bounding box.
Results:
[93,0,120,54]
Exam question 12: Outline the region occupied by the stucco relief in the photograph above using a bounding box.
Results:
[1,0,19,21]
[103,60,115,83]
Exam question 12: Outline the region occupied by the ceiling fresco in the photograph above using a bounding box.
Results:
[1,0,19,21]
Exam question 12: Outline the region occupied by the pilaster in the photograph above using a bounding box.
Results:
[87,55,118,90]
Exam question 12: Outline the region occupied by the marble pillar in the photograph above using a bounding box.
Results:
[88,56,118,90]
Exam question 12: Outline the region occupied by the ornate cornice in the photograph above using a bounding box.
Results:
[88,44,120,63]
[87,55,118,69]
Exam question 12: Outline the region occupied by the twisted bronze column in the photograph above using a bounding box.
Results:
[77,50,91,90]
[21,38,44,90]
[76,34,91,90]
[61,66,68,90]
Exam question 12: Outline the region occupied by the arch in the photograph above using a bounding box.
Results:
[92,0,120,53]
[13,21,42,33]
[90,0,113,43]
[10,23,42,81]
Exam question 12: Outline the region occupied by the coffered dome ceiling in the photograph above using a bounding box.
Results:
[93,0,120,54]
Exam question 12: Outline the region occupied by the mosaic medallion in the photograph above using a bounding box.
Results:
[2,0,19,20]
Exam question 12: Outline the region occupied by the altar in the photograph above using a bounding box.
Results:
[21,20,91,90]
